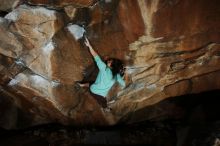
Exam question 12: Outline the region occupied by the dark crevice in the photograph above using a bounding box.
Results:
[0,11,8,17]
[0,90,220,145]
[155,42,216,58]
[72,8,91,27]
[133,64,156,77]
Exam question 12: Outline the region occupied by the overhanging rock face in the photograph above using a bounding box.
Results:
[0,0,220,129]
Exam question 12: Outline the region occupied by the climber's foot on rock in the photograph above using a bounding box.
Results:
[101,107,112,113]
[74,81,82,90]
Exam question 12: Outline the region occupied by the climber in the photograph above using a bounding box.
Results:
[77,37,126,112]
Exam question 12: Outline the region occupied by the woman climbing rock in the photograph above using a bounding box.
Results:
[77,38,127,112]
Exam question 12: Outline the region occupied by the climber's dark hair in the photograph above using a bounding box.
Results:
[105,58,125,78]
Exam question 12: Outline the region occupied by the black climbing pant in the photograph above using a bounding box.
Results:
[90,91,107,108]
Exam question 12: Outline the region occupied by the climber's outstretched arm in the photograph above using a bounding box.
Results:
[84,37,106,70]
[84,37,98,58]
[121,67,129,87]
[123,72,129,86]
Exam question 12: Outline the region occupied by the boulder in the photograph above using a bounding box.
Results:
[0,0,220,129]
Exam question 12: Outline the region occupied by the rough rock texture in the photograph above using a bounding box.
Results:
[27,0,98,8]
[0,0,21,11]
[0,0,220,129]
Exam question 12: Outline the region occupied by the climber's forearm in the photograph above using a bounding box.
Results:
[85,37,98,58]
[88,45,98,58]
[123,72,130,86]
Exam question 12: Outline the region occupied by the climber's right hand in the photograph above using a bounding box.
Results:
[84,37,91,48]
